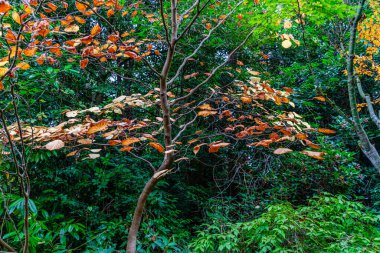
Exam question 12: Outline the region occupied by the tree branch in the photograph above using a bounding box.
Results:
[172,27,257,105]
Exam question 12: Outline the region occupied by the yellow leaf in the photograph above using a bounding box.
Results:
[12,11,21,24]
[0,67,8,76]
[283,20,292,29]
[16,62,30,70]
[282,39,292,49]
[64,24,80,33]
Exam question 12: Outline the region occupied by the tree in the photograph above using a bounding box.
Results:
[344,0,380,172]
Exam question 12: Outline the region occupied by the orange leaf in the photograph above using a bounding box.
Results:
[193,143,206,155]
[120,147,134,152]
[75,16,86,24]
[87,120,108,134]
[36,54,46,65]
[121,137,140,146]
[90,23,101,36]
[197,110,217,117]
[318,128,336,134]
[206,23,212,30]
[305,140,320,150]
[149,142,164,152]
[313,96,326,102]
[249,139,272,147]
[301,150,325,160]
[236,60,244,66]
[47,2,58,11]
[0,0,11,13]
[208,142,230,153]
[107,9,114,17]
[184,72,199,79]
[108,140,121,146]
[75,1,87,12]
[23,47,37,57]
[241,96,252,104]
[273,148,293,155]
[108,34,119,42]
[295,132,307,140]
[66,150,79,157]
[77,139,93,144]
[80,58,89,69]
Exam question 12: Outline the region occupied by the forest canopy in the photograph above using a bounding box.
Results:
[0,0,380,252]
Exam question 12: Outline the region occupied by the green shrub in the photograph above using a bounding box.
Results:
[191,193,380,253]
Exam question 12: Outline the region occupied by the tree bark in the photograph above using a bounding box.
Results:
[126,173,159,253]
[126,1,178,252]
[346,0,380,173]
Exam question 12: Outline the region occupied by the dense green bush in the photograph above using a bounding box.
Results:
[191,193,380,253]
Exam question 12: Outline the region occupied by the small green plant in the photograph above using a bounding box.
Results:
[190,193,380,253]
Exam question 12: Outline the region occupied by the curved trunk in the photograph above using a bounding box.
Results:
[346,0,380,173]
[126,176,159,253]
[126,168,171,253]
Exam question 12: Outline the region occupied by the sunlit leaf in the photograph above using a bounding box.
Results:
[282,40,292,48]
[45,140,65,151]
[12,11,21,24]
[121,137,140,146]
[149,142,164,152]
[87,120,108,134]
[91,23,101,36]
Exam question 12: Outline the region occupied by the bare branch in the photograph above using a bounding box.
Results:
[355,76,380,129]
[168,0,244,86]
[172,27,257,105]
[160,0,171,45]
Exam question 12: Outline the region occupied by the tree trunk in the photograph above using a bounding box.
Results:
[126,168,170,253]
[346,0,380,173]
[126,176,159,253]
